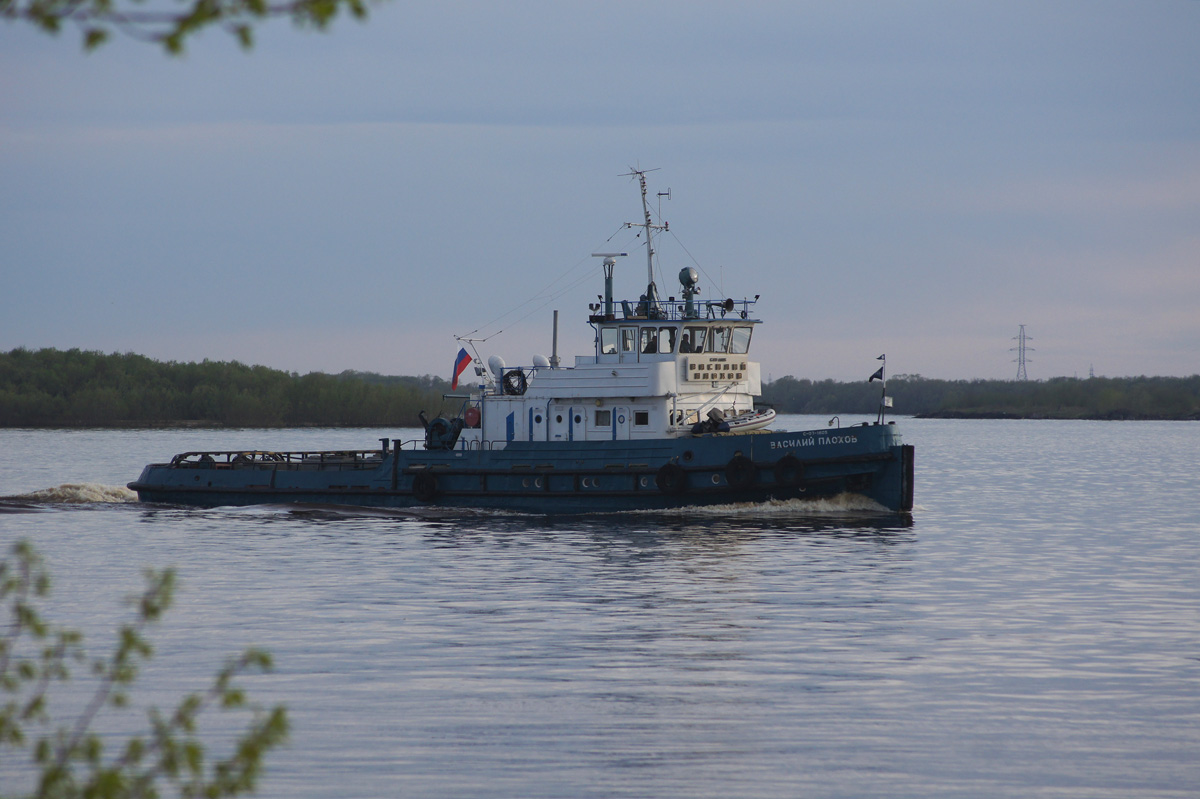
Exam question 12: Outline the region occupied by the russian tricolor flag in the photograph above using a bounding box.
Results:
[451,347,471,390]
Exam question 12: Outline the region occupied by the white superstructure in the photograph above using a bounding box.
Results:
[457,169,766,448]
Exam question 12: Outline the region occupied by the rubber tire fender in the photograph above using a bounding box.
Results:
[725,455,757,488]
[655,462,688,495]
[412,472,438,503]
[502,369,528,396]
[774,455,804,487]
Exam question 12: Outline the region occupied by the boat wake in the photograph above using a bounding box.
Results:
[635,493,893,517]
[3,483,139,505]
[273,494,894,521]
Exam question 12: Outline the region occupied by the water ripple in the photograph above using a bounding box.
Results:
[1,420,1197,798]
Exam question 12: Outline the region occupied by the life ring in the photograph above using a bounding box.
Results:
[655,462,687,494]
[463,406,481,428]
[774,455,804,486]
[502,369,528,396]
[412,472,438,502]
[725,455,757,488]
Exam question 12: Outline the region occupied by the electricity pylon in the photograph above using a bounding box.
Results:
[1011,324,1033,381]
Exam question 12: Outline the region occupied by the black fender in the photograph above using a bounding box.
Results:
[412,472,438,502]
[725,454,757,488]
[502,369,528,396]
[774,455,804,486]
[655,462,688,494]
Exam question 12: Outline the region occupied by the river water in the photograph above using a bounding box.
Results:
[1,417,1197,798]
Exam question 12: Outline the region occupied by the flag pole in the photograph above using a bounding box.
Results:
[876,354,887,425]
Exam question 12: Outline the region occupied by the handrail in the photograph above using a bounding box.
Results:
[588,296,759,323]
[165,435,499,466]
[168,449,388,466]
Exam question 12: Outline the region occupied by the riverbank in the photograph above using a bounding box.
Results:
[5,348,1199,427]
[763,374,1200,421]
[915,409,1200,421]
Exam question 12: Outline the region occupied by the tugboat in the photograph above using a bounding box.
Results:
[129,171,914,514]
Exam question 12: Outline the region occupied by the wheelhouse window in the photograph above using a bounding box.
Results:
[682,326,707,353]
[709,326,731,353]
[730,326,753,354]
[640,327,658,354]
[621,327,637,353]
[658,326,677,353]
[600,327,618,355]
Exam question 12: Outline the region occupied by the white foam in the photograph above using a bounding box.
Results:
[10,483,138,504]
[633,493,892,517]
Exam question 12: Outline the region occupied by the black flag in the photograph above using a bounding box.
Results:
[869,366,884,382]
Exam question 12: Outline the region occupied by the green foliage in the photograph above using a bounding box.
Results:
[0,348,452,428]
[0,0,371,54]
[761,374,1200,420]
[1,540,288,799]
[7,347,1197,425]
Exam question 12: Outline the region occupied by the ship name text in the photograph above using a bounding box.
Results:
[770,434,858,449]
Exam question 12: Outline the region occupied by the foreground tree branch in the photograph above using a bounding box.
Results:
[0,0,371,53]
[1,540,289,799]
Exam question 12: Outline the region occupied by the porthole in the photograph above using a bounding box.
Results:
[556,414,563,423]
[711,474,721,485]
[574,414,582,424]
[534,414,543,424]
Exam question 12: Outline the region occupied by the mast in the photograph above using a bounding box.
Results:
[637,169,655,289]
[622,168,668,317]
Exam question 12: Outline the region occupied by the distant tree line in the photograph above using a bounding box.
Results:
[0,348,456,427]
[761,374,1200,420]
[4,348,1198,426]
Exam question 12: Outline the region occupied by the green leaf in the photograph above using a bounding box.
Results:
[235,23,253,49]
[3,541,288,799]
[84,27,109,50]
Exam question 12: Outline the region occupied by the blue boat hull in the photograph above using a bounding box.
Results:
[129,425,914,514]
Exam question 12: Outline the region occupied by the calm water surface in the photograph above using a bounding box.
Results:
[1,417,1197,798]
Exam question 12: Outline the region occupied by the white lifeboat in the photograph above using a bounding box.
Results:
[726,408,776,432]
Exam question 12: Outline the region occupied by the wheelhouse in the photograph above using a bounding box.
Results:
[593,319,755,364]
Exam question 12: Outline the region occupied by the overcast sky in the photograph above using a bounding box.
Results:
[3,0,1198,382]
